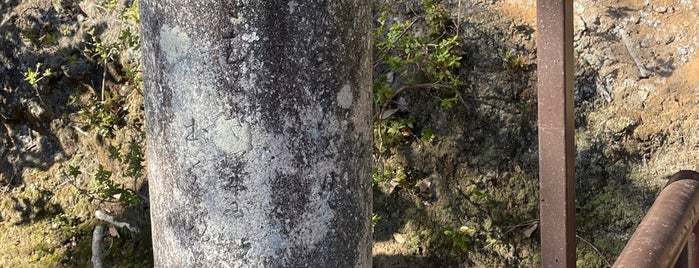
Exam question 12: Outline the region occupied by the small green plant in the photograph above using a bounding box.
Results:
[39,32,58,47]
[373,0,464,158]
[121,1,140,25]
[74,93,123,137]
[109,138,145,180]
[124,139,145,179]
[62,164,138,206]
[91,164,138,206]
[372,167,388,186]
[373,0,463,110]
[51,213,81,237]
[76,1,141,137]
[440,94,459,109]
[375,117,414,153]
[85,28,119,69]
[389,166,412,189]
[23,63,53,104]
[85,28,119,98]
[102,0,120,10]
[372,163,414,191]
[473,189,491,203]
[444,226,476,251]
[504,50,531,72]
[424,0,452,37]
[372,214,382,233]
[65,164,81,178]
[118,26,140,51]
[117,1,141,53]
[23,63,52,87]
[85,17,141,98]
[420,128,435,143]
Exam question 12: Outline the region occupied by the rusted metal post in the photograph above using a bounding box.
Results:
[537,0,576,266]
[676,244,689,268]
[614,170,699,268]
[690,223,699,267]
[674,212,699,268]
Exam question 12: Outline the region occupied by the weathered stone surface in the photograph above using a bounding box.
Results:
[141,1,372,267]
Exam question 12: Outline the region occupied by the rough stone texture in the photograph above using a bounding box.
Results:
[141,1,373,267]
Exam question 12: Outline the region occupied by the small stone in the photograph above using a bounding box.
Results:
[665,35,675,45]
[25,100,44,119]
[655,6,668,13]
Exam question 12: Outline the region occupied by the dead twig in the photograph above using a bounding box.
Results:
[619,28,651,79]
[577,234,612,267]
[381,83,455,113]
[456,0,462,37]
[91,224,104,268]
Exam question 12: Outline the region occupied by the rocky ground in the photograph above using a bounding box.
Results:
[0,0,697,267]
[373,0,699,267]
[1,0,149,266]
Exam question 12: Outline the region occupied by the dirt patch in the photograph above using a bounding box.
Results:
[372,0,699,267]
[1,0,149,266]
[496,0,536,27]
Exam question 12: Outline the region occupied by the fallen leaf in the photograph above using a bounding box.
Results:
[458,226,476,236]
[386,72,394,84]
[393,233,405,244]
[396,97,409,111]
[522,223,538,238]
[381,108,399,120]
[388,179,401,194]
[109,226,120,238]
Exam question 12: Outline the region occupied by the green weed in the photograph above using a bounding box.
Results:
[23,63,53,87]
[372,0,464,170]
[22,62,53,104]
[444,226,476,251]
[62,163,138,207]
[109,137,145,180]
[373,0,463,110]
[372,214,382,233]
[504,50,531,72]
[91,164,138,206]
[73,93,123,137]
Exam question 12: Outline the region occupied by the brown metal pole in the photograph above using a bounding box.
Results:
[537,0,576,267]
[675,244,688,268]
[691,223,699,267]
[614,171,699,268]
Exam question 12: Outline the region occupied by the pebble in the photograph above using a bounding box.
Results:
[655,6,668,13]
[665,35,675,45]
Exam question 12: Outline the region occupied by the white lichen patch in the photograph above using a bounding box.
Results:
[230,16,244,26]
[242,32,260,43]
[292,191,334,248]
[288,1,298,14]
[160,25,191,64]
[337,84,353,109]
[209,116,251,155]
